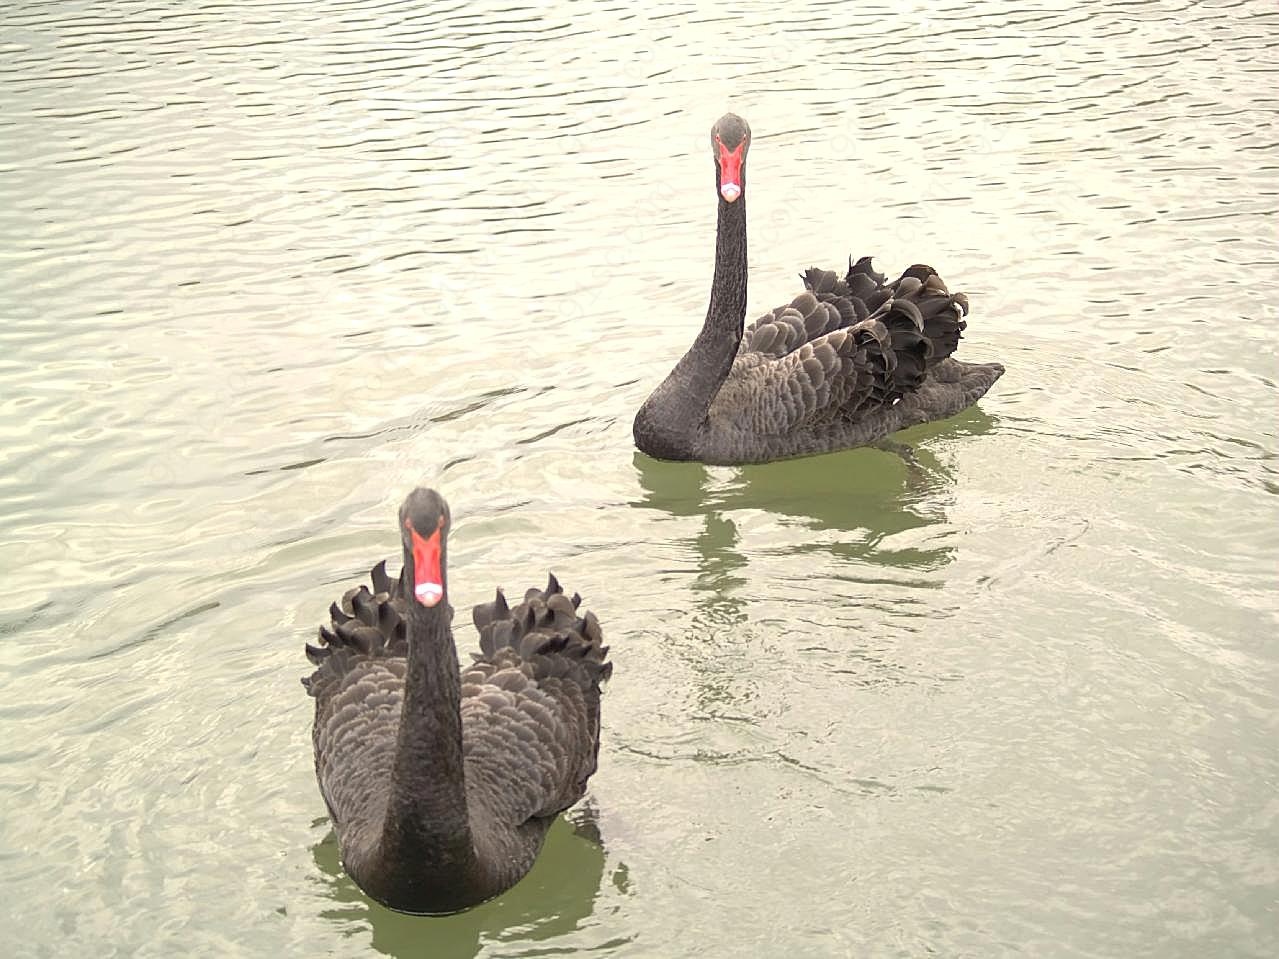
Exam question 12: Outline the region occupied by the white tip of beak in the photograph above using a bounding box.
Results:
[720,183,741,202]
[415,582,443,606]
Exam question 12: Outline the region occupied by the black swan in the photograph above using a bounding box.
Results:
[633,113,1004,464]
[302,488,610,914]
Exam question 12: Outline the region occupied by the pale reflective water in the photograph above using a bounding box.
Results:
[2,0,1277,956]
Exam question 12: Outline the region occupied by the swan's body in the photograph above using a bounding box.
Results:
[303,489,609,914]
[634,113,1003,465]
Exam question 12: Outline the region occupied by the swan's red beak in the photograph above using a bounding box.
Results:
[408,522,444,606]
[718,140,744,203]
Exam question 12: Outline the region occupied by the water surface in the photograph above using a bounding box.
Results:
[2,0,1277,956]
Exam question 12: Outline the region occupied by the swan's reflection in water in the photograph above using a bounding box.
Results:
[310,803,626,958]
[627,407,999,718]
[633,406,999,584]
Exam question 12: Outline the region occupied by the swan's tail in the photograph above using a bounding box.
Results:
[302,560,407,697]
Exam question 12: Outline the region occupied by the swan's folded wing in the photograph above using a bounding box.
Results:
[738,263,887,362]
[739,287,856,362]
[737,261,966,378]
[461,577,610,827]
[713,318,899,437]
[459,662,592,825]
[312,660,406,836]
[304,561,410,838]
[721,259,973,435]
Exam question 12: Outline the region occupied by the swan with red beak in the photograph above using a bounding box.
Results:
[633,112,1003,464]
[304,486,611,914]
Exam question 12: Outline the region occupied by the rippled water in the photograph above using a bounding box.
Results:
[2,0,1277,956]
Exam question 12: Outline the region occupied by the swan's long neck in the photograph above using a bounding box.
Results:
[634,189,748,456]
[698,191,749,375]
[380,584,477,880]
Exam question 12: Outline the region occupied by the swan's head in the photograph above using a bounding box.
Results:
[399,487,451,608]
[711,113,751,204]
